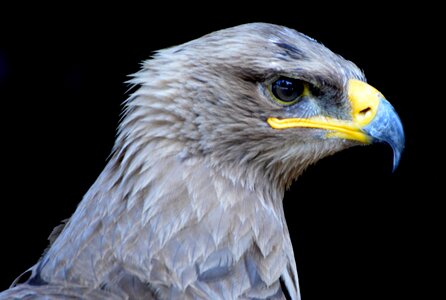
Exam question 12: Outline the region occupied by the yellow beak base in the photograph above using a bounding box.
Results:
[267,79,382,144]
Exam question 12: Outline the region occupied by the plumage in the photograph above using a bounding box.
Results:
[0,23,404,299]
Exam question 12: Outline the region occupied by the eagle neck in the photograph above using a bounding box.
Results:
[38,140,294,292]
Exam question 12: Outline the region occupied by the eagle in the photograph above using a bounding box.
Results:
[0,23,404,299]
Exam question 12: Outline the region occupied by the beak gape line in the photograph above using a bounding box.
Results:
[267,79,405,170]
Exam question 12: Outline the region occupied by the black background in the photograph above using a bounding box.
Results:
[0,4,438,299]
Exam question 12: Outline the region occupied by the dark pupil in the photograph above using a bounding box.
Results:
[272,78,303,103]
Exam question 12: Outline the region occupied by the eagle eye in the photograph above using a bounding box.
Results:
[270,77,305,105]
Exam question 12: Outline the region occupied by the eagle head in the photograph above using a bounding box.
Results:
[124,23,404,191]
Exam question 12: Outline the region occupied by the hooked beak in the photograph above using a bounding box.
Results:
[267,79,405,171]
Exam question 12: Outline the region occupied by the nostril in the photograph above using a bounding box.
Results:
[359,107,371,115]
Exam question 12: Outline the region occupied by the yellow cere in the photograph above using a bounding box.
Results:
[267,79,384,144]
[348,79,380,127]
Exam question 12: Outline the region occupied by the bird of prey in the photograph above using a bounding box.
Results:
[0,23,404,299]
